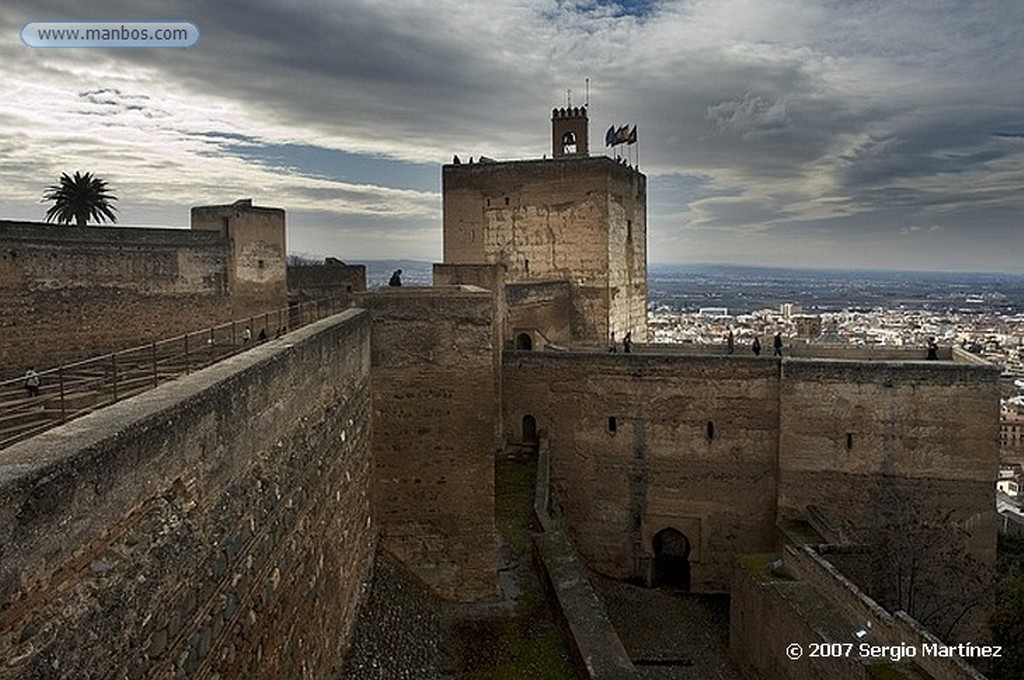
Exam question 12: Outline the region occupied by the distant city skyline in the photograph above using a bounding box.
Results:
[3,1,1023,272]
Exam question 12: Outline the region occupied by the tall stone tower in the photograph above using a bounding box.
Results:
[442,108,646,344]
[551,106,589,157]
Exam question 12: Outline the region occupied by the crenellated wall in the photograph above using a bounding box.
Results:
[0,310,374,678]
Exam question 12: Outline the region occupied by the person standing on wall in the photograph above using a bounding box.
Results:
[727,328,735,355]
[388,269,403,287]
[752,337,762,356]
[773,332,783,357]
[23,368,41,397]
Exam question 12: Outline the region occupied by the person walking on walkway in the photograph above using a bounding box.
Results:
[773,332,783,357]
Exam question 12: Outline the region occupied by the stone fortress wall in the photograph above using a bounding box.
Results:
[0,310,374,678]
[503,349,998,595]
[0,103,1003,677]
[360,286,501,601]
[778,358,999,551]
[0,199,287,377]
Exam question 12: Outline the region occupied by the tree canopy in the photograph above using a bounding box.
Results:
[43,171,118,226]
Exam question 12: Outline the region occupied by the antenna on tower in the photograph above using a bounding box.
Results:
[567,88,572,107]
[585,78,590,107]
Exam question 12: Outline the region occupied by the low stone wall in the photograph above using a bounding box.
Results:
[531,440,637,679]
[729,554,867,680]
[729,546,991,680]
[0,309,375,678]
[783,546,987,680]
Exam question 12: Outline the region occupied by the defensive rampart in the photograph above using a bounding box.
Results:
[0,214,287,377]
[0,309,374,678]
[362,286,500,601]
[504,349,998,593]
[504,351,780,590]
[778,357,999,551]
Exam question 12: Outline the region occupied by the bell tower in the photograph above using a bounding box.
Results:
[551,106,589,158]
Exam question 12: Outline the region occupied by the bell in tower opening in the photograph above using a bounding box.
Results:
[552,106,589,158]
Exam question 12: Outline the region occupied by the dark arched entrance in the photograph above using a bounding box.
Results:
[652,528,691,591]
[515,332,533,350]
[522,415,538,444]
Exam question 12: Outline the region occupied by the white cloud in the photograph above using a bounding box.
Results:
[2,0,1023,269]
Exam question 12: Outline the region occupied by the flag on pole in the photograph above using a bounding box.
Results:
[605,125,616,147]
[626,125,637,145]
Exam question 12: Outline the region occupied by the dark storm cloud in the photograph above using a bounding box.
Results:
[3,1,1024,269]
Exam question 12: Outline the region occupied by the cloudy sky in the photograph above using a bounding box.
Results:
[3,1,1023,272]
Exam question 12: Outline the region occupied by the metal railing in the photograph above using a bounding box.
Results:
[0,297,349,450]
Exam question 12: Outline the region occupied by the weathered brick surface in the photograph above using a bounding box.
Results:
[0,309,374,678]
[442,157,646,343]
[504,353,780,592]
[363,287,499,602]
[191,201,287,301]
[0,218,287,376]
[777,358,999,563]
[504,351,998,593]
[289,261,366,302]
[505,281,573,348]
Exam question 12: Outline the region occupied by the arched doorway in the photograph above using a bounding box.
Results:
[515,332,533,350]
[522,415,538,444]
[652,528,691,591]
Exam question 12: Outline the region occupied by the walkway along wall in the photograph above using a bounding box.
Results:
[0,309,374,678]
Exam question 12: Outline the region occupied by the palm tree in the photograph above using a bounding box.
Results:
[43,171,118,226]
